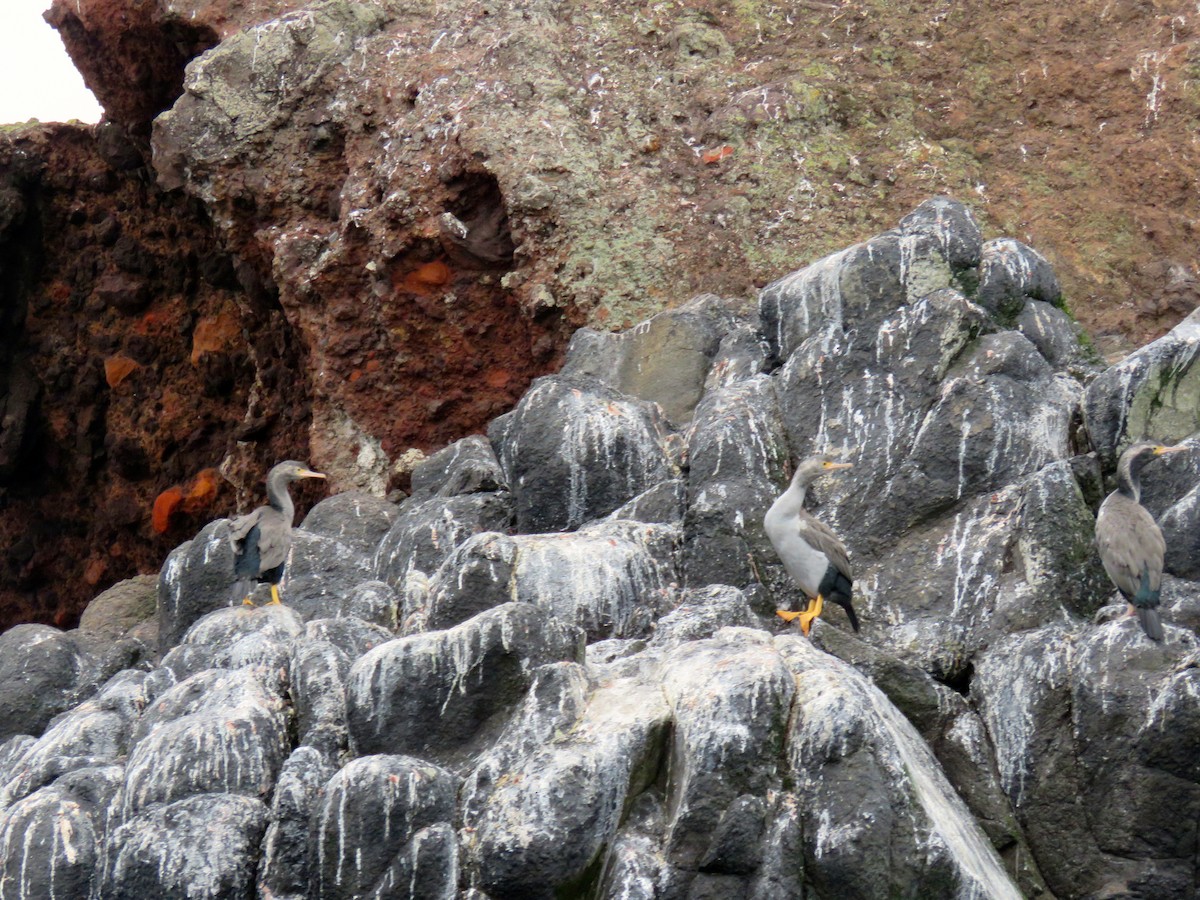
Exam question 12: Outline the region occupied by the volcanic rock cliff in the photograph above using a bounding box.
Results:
[0,199,1198,899]
[3,0,1200,629]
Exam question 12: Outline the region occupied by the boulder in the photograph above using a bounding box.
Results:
[0,625,90,742]
[975,237,1061,320]
[409,434,507,501]
[0,766,122,900]
[0,670,147,806]
[560,295,744,426]
[659,630,794,875]
[278,530,372,620]
[462,664,670,898]
[311,755,459,900]
[1083,307,1200,463]
[257,747,337,900]
[778,635,1022,899]
[122,666,290,816]
[490,375,674,533]
[759,196,982,365]
[157,519,240,651]
[374,492,514,590]
[101,793,268,899]
[78,574,157,640]
[300,491,400,558]
[345,603,582,765]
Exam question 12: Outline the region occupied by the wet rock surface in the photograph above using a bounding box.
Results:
[1,200,1199,898]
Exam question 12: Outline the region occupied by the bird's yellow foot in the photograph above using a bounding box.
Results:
[798,594,824,636]
[265,585,283,606]
[241,596,256,608]
[775,609,803,623]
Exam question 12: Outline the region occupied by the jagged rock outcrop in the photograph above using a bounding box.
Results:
[10,0,1200,635]
[1,198,1199,899]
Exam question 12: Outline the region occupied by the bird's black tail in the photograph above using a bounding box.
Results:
[836,595,860,633]
[1136,607,1164,642]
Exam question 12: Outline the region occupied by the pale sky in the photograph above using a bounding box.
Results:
[0,0,103,124]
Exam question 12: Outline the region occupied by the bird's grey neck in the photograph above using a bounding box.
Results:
[1116,455,1145,502]
[266,474,296,521]
[777,473,812,515]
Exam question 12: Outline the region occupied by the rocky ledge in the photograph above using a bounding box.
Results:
[0,198,1198,899]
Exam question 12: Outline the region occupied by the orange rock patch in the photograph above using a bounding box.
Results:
[104,355,139,388]
[191,311,240,364]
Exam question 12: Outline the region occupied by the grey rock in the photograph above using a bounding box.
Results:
[78,574,157,640]
[422,532,518,632]
[0,767,121,900]
[897,195,984,273]
[975,237,1061,320]
[373,492,513,590]
[1083,307,1200,463]
[1016,299,1094,371]
[311,755,459,900]
[760,199,981,365]
[257,747,336,900]
[463,663,670,899]
[778,635,1022,900]
[561,295,744,425]
[607,477,688,524]
[153,2,389,192]
[504,521,677,641]
[650,585,759,647]
[660,630,793,871]
[157,519,240,652]
[345,603,582,765]
[861,461,1106,673]
[289,639,351,756]
[0,670,147,806]
[159,604,303,680]
[409,434,507,500]
[300,490,400,557]
[976,623,1200,898]
[101,793,267,899]
[683,476,779,589]
[772,289,991,549]
[685,374,787,487]
[302,616,393,659]
[123,666,289,816]
[1162,481,1200,578]
[278,530,372,620]
[0,625,89,743]
[490,375,674,532]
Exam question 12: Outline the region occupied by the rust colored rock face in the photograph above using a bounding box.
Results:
[45,0,220,133]
[0,124,312,629]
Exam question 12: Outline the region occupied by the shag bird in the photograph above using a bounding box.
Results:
[229,460,326,606]
[1095,441,1185,641]
[764,454,859,636]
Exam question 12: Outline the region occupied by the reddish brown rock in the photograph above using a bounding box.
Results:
[0,123,310,629]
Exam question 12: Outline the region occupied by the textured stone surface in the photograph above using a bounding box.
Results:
[491,375,675,532]
[0,202,1198,899]
[1084,307,1200,463]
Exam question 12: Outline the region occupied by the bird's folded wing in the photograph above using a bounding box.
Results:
[1096,508,1166,594]
[796,515,853,579]
[228,507,265,543]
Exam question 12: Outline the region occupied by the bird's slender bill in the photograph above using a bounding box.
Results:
[823,461,853,470]
[298,469,327,479]
[1154,444,1187,456]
